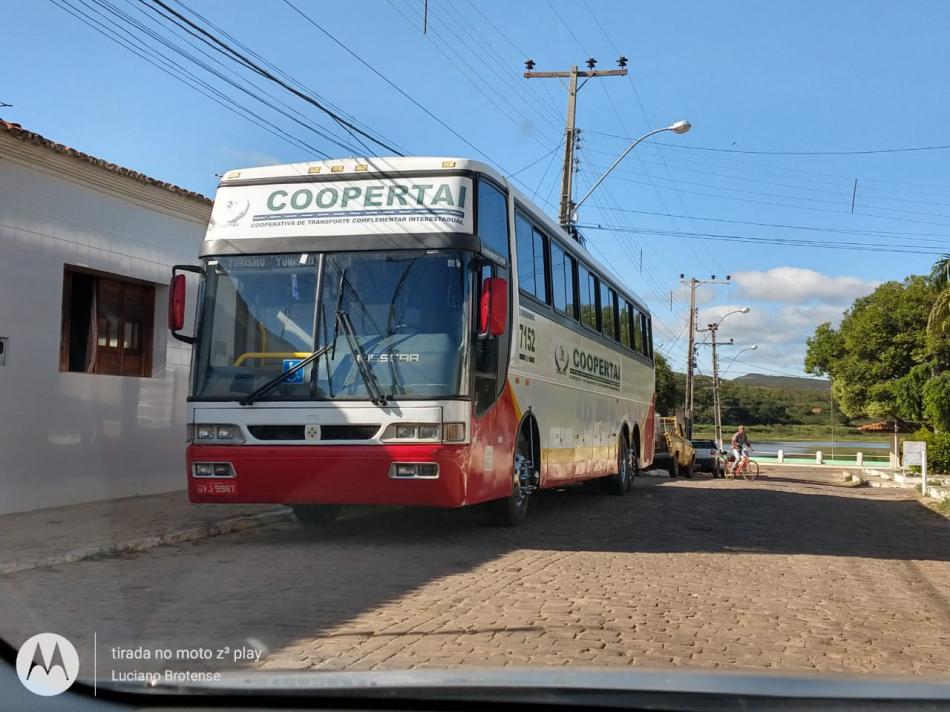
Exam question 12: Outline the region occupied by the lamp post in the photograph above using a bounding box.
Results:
[722,344,759,378]
[570,120,691,231]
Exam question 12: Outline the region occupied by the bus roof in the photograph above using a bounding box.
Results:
[216,156,649,315]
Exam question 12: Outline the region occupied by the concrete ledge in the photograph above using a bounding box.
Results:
[0,507,292,576]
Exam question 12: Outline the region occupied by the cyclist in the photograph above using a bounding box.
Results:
[730,425,752,476]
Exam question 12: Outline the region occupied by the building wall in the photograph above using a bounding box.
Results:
[0,135,210,513]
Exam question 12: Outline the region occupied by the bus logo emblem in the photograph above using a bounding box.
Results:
[554,345,569,374]
[305,424,320,441]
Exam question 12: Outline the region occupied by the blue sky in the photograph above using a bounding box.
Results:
[4,0,950,377]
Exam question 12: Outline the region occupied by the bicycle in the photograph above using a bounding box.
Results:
[721,449,759,481]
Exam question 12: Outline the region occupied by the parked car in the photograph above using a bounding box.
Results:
[691,439,722,477]
[652,417,696,478]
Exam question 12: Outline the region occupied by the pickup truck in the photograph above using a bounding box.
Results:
[652,416,696,478]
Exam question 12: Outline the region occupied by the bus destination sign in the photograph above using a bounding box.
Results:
[205,176,473,239]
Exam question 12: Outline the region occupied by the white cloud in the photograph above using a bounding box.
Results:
[778,304,847,329]
[732,267,877,305]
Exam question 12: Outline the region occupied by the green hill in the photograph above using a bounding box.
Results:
[671,372,840,427]
[732,373,830,391]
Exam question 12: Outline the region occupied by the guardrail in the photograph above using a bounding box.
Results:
[750,449,892,469]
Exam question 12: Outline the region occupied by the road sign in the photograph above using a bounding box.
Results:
[903,441,926,467]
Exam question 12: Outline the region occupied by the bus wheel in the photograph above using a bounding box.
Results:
[291,504,341,528]
[490,431,535,527]
[668,456,679,478]
[606,434,632,496]
[684,456,695,479]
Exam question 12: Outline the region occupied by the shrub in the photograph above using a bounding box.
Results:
[911,428,950,473]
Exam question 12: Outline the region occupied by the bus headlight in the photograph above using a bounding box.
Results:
[381,423,442,442]
[395,425,417,439]
[190,424,245,444]
[418,425,440,439]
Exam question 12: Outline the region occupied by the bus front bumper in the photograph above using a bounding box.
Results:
[187,444,467,507]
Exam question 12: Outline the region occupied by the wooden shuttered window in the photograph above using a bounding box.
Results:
[60,268,155,377]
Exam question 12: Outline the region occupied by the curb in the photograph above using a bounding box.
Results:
[0,507,293,577]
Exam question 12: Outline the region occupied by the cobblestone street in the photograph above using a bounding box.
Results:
[4,467,950,678]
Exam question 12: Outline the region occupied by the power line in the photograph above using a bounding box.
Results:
[119,0,364,153]
[282,0,508,165]
[169,0,400,153]
[461,1,563,116]
[507,141,563,179]
[591,205,950,246]
[576,222,948,255]
[577,0,726,273]
[388,0,554,154]
[586,129,950,156]
[144,0,403,155]
[50,0,334,158]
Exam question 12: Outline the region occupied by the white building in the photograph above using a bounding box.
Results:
[0,119,210,514]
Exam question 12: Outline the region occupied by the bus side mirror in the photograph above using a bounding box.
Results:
[480,277,508,336]
[169,274,187,332]
[168,264,203,344]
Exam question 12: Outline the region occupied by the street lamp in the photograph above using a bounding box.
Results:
[714,306,750,328]
[723,344,758,377]
[571,120,692,222]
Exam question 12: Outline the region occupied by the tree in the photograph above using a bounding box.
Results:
[895,364,929,422]
[654,353,680,416]
[923,372,950,432]
[926,255,950,369]
[803,276,934,419]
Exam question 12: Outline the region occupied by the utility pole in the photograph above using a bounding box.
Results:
[700,321,734,451]
[710,324,722,451]
[524,57,627,237]
[680,275,731,438]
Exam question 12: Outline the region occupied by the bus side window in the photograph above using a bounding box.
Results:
[579,264,598,331]
[631,306,644,354]
[531,227,549,304]
[646,315,654,360]
[640,312,650,359]
[601,284,618,341]
[477,179,510,263]
[473,261,512,417]
[551,242,576,319]
[619,300,632,349]
[514,213,548,303]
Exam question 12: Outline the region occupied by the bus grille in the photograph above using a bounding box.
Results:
[248,425,380,441]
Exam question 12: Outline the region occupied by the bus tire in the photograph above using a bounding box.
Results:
[668,455,679,478]
[291,504,341,528]
[606,433,632,496]
[684,456,695,479]
[489,429,533,527]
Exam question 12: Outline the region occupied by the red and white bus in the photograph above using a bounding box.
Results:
[169,157,656,526]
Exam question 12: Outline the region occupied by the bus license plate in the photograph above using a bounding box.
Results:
[195,481,237,496]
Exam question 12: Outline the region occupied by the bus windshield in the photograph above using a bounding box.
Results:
[193,250,472,401]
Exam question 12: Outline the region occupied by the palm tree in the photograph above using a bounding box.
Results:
[931,254,950,291]
[929,254,950,339]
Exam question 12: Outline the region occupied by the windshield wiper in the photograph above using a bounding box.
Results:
[239,344,332,406]
[336,309,389,406]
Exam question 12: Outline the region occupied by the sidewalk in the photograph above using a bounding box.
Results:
[0,491,291,575]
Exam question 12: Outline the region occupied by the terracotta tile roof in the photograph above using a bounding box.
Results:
[0,118,211,205]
